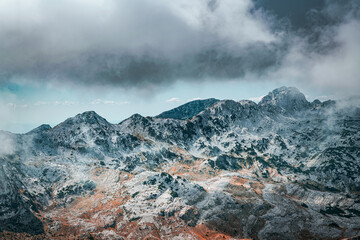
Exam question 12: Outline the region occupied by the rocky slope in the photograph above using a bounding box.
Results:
[0,87,359,240]
[156,98,219,120]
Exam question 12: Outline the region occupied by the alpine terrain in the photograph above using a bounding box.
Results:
[0,86,359,240]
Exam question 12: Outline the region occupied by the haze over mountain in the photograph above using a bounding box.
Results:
[0,87,359,239]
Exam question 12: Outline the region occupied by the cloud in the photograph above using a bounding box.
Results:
[0,0,359,96]
[7,102,16,108]
[0,100,16,132]
[117,101,130,105]
[0,133,15,155]
[267,17,360,96]
[91,99,129,105]
[34,101,48,106]
[0,0,280,87]
[310,20,360,92]
[165,97,181,103]
[91,99,102,105]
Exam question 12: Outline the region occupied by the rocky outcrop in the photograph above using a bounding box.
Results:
[0,87,359,239]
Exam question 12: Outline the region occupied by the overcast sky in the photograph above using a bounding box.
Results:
[0,0,359,133]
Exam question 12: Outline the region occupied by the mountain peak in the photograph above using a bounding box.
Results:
[156,98,219,120]
[77,110,99,117]
[74,111,110,124]
[259,86,310,113]
[274,86,301,94]
[55,111,110,128]
[119,113,148,125]
[76,110,100,117]
[265,86,304,100]
[26,124,52,134]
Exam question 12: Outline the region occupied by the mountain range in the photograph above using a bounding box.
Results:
[0,86,359,240]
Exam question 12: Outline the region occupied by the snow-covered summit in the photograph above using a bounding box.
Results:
[1,87,359,240]
[259,86,311,113]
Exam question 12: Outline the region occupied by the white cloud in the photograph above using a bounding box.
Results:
[34,100,78,106]
[92,99,129,105]
[266,19,360,97]
[34,101,48,106]
[165,97,180,103]
[0,0,275,57]
[91,99,102,105]
[62,101,78,106]
[310,20,360,93]
[7,102,16,108]
[116,101,130,105]
[0,133,15,155]
[0,100,16,132]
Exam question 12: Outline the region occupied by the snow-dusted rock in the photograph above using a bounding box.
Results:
[0,86,359,239]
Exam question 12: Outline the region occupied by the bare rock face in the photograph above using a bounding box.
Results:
[0,87,359,239]
[259,86,311,114]
[0,159,44,235]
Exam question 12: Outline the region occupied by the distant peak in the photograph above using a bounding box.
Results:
[260,86,306,102]
[312,99,322,105]
[73,111,104,120]
[259,86,310,113]
[118,113,148,125]
[130,113,145,119]
[127,113,148,121]
[62,111,109,126]
[268,86,304,99]
[156,98,219,120]
[274,86,300,93]
[77,111,99,117]
[26,124,52,134]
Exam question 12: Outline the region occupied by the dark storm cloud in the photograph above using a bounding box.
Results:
[0,0,359,93]
[0,0,279,88]
[31,41,285,89]
[254,0,325,29]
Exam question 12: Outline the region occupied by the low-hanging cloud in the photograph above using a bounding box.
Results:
[266,1,360,95]
[0,0,359,95]
[0,132,15,155]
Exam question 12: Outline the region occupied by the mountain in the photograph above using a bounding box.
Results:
[156,98,219,119]
[0,87,359,240]
[259,86,311,114]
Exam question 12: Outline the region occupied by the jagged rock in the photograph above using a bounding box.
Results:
[259,86,311,114]
[0,87,359,239]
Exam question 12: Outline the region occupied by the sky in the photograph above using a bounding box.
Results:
[0,0,359,133]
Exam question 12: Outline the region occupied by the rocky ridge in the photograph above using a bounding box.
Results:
[0,87,359,240]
